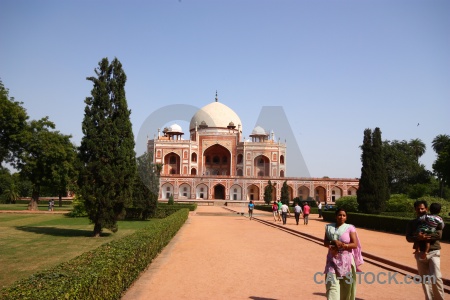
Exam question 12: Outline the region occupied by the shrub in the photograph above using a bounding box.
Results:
[385,194,414,212]
[168,195,174,205]
[335,196,358,212]
[66,196,87,217]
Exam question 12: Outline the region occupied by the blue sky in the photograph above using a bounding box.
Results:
[1,0,449,178]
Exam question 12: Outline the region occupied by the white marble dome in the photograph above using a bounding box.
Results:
[251,125,267,136]
[190,101,242,131]
[168,123,183,133]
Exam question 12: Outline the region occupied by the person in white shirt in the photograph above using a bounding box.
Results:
[281,202,291,225]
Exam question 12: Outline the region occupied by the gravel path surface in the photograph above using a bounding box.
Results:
[122,206,449,300]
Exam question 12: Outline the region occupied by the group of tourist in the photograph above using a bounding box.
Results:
[324,200,445,300]
[268,200,311,225]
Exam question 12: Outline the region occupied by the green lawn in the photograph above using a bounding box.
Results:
[0,213,154,289]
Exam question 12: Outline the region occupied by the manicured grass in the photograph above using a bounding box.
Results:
[0,213,155,289]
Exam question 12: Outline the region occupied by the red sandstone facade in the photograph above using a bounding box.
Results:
[147,99,358,203]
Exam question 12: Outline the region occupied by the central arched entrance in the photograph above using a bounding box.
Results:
[214,184,225,199]
[204,144,231,176]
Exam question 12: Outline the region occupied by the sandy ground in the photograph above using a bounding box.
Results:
[121,206,449,300]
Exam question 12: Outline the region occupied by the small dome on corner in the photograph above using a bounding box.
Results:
[251,125,267,136]
[168,123,183,133]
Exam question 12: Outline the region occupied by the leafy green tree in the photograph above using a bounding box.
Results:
[432,134,450,198]
[408,138,426,163]
[433,142,450,197]
[78,57,136,237]
[383,140,430,194]
[12,117,74,210]
[280,180,289,205]
[133,152,160,219]
[432,134,450,154]
[53,142,78,207]
[0,79,28,164]
[15,174,32,198]
[0,168,13,203]
[3,183,19,204]
[264,180,273,205]
[357,128,389,214]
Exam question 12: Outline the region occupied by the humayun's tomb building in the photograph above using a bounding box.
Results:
[147,96,359,204]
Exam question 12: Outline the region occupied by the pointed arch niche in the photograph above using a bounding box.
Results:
[204,144,231,176]
[164,152,180,175]
[247,184,260,201]
[254,155,270,177]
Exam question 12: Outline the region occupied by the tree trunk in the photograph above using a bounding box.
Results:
[58,193,63,207]
[93,223,102,237]
[28,189,39,211]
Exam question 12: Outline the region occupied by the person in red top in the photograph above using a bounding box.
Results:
[272,201,279,222]
[303,202,311,225]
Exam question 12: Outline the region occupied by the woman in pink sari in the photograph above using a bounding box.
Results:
[323,208,363,300]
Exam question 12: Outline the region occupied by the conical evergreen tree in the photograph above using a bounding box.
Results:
[280,180,290,205]
[78,57,136,237]
[357,127,389,214]
[264,180,273,205]
[372,127,389,212]
[357,129,373,213]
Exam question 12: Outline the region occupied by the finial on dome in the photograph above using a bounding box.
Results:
[215,90,218,102]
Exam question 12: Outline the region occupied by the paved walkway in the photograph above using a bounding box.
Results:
[122,206,449,300]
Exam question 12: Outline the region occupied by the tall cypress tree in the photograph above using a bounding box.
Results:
[280,180,290,205]
[357,128,373,213]
[357,127,389,214]
[264,180,273,205]
[78,58,136,237]
[372,127,389,212]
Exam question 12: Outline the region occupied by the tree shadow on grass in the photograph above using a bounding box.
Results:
[14,226,112,237]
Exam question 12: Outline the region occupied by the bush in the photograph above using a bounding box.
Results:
[66,196,87,217]
[385,194,414,212]
[168,195,174,205]
[335,196,358,212]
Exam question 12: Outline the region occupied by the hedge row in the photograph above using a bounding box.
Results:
[322,211,450,241]
[0,208,189,300]
[124,204,197,220]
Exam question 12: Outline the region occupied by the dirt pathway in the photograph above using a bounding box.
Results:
[122,206,448,300]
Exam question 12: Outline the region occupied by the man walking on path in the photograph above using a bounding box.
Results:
[406,200,445,300]
[281,202,291,225]
[277,200,282,222]
[303,202,310,225]
[294,202,303,225]
[318,201,322,218]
